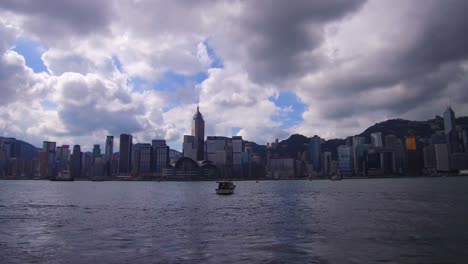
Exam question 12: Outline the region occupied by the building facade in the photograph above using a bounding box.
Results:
[119,134,133,174]
[192,106,205,161]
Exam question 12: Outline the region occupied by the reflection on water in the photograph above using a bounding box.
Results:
[1,178,468,263]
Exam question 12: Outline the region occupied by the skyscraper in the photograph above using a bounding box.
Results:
[119,134,133,174]
[105,136,114,177]
[192,106,205,161]
[71,145,82,178]
[43,141,56,179]
[444,107,459,154]
[92,144,101,157]
[309,135,321,172]
[105,136,114,161]
[352,136,366,175]
[152,140,169,175]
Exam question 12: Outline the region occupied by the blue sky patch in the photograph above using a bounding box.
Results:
[154,71,208,91]
[112,55,124,73]
[204,41,224,68]
[40,99,58,110]
[13,36,48,73]
[271,91,307,129]
[231,127,241,136]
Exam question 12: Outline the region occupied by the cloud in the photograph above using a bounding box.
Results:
[1,0,468,152]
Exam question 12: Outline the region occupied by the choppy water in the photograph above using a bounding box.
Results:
[1,178,468,263]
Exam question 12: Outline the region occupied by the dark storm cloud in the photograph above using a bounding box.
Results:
[0,0,113,38]
[236,0,366,84]
[304,0,468,120]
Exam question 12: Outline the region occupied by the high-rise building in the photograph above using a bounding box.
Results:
[71,145,82,178]
[92,144,101,157]
[232,136,243,177]
[323,151,332,176]
[371,132,383,148]
[105,136,114,177]
[309,135,321,172]
[385,135,404,174]
[352,136,366,175]
[133,143,151,174]
[119,134,133,174]
[152,140,169,175]
[43,141,57,179]
[192,106,205,161]
[444,107,459,154]
[337,145,352,176]
[183,135,196,160]
[462,130,468,153]
[405,132,420,175]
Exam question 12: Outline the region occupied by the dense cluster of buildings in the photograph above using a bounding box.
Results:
[265,107,468,179]
[1,106,467,180]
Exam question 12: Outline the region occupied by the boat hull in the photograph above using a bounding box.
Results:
[216,189,235,195]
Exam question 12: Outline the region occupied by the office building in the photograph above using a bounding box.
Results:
[183,135,196,161]
[71,145,82,178]
[192,106,205,161]
[337,145,352,176]
[92,144,101,157]
[323,151,332,176]
[105,136,114,177]
[119,134,133,174]
[152,140,169,175]
[353,136,366,175]
[43,141,56,179]
[444,107,459,154]
[309,135,321,172]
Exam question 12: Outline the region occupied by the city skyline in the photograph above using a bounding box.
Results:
[1,1,468,153]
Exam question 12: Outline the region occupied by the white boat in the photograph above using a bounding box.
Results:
[216,181,236,195]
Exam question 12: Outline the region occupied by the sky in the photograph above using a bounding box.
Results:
[1,0,468,152]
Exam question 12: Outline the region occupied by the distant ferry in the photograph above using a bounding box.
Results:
[216,181,236,195]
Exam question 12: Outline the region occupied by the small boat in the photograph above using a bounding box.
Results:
[216,181,236,195]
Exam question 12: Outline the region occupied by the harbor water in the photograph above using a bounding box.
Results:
[1,177,468,263]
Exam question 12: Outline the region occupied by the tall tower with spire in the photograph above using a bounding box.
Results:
[192,105,205,160]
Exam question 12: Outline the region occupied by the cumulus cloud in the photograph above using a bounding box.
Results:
[1,0,468,151]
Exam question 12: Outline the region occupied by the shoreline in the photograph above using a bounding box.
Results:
[1,174,467,182]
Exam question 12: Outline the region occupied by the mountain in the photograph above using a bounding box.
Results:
[0,137,39,160]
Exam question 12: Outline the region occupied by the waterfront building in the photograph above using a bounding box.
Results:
[43,141,57,179]
[105,136,114,177]
[371,132,383,148]
[385,135,404,174]
[444,107,459,154]
[269,157,295,179]
[352,136,366,175]
[434,144,449,172]
[71,145,82,179]
[183,135,196,161]
[232,136,243,177]
[462,130,468,153]
[406,132,421,175]
[337,145,352,176]
[119,134,133,175]
[323,151,332,176]
[192,106,205,161]
[152,140,169,175]
[169,149,182,163]
[309,135,321,172]
[206,136,234,177]
[423,145,436,171]
[132,143,151,175]
[92,144,101,157]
